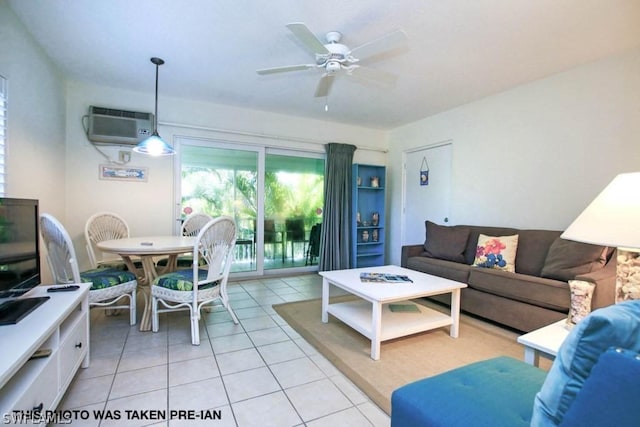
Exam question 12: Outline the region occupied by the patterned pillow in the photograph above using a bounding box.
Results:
[472,234,519,273]
[153,268,219,291]
[566,280,596,328]
[80,268,136,290]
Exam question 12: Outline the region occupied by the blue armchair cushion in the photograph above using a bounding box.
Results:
[532,300,640,426]
[559,347,640,427]
[80,268,136,291]
[152,268,219,291]
[391,356,547,427]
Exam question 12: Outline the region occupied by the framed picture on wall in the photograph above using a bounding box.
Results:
[99,164,148,182]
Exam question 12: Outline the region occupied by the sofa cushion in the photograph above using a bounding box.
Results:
[391,356,547,427]
[468,268,570,312]
[531,300,640,426]
[513,229,562,276]
[559,347,640,427]
[472,234,519,273]
[423,221,470,263]
[540,237,608,281]
[406,256,472,283]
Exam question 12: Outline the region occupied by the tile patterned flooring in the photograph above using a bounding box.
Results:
[57,274,390,427]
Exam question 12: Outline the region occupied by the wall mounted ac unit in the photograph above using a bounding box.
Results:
[87,106,154,145]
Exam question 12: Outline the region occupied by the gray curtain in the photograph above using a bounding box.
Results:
[319,143,356,271]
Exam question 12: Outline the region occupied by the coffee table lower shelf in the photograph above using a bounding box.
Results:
[327,300,453,346]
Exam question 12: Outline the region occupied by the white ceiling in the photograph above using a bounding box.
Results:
[8,0,640,130]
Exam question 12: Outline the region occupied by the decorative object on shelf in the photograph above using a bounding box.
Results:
[133,57,175,156]
[357,212,361,226]
[371,212,379,226]
[371,176,380,188]
[362,230,370,242]
[372,229,379,242]
[561,172,640,303]
[357,176,362,186]
[362,221,370,227]
[420,157,430,186]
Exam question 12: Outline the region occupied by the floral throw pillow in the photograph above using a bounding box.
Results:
[472,234,519,273]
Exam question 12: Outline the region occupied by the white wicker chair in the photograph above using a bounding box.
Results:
[157,213,213,269]
[181,213,214,237]
[84,211,134,269]
[40,213,137,325]
[151,216,238,345]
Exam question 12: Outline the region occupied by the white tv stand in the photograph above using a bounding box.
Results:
[0,283,90,416]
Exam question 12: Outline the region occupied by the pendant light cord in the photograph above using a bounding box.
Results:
[150,57,164,134]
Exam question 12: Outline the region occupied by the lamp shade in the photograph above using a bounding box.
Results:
[133,132,175,156]
[561,172,640,249]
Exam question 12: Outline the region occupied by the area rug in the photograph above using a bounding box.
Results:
[273,297,552,415]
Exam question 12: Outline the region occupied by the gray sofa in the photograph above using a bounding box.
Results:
[401,221,617,332]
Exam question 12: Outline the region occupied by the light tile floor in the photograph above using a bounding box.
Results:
[56,274,390,427]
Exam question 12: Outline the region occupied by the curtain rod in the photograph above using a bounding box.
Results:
[159,120,388,153]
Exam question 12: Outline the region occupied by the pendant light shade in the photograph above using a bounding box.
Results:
[133,57,175,156]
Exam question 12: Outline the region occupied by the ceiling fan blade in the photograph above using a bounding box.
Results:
[257,64,316,75]
[351,66,398,87]
[286,22,330,55]
[349,29,407,60]
[314,74,335,98]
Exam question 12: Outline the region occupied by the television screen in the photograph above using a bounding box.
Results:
[0,198,40,299]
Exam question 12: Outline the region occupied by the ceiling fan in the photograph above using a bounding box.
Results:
[257,22,407,98]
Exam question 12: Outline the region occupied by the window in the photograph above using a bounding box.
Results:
[0,75,6,196]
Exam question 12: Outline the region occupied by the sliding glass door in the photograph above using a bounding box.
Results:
[176,138,324,276]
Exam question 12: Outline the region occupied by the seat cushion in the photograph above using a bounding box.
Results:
[80,268,136,291]
[531,300,640,426]
[152,268,219,291]
[391,356,546,427]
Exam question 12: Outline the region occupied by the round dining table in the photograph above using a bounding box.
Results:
[97,236,195,331]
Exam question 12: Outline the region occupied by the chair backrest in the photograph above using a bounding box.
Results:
[308,223,322,256]
[285,218,305,241]
[40,213,82,284]
[264,219,277,243]
[531,300,640,425]
[181,213,213,237]
[193,216,236,292]
[84,212,131,268]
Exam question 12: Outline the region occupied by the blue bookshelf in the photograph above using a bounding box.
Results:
[351,164,386,267]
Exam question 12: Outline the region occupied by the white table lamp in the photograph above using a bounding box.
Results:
[561,172,640,302]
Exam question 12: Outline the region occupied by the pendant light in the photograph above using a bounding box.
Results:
[133,57,175,156]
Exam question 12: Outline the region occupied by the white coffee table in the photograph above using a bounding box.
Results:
[319,265,467,360]
[517,319,570,366]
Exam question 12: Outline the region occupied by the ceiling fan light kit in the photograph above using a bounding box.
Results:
[133,57,175,157]
[257,22,407,100]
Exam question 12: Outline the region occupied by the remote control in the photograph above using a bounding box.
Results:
[29,348,52,359]
[47,285,80,292]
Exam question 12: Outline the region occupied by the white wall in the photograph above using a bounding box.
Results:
[387,47,640,264]
[0,1,67,282]
[65,81,388,269]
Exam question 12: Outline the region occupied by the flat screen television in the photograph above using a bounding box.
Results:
[0,198,46,324]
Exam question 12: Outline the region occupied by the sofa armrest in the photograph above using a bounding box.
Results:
[575,250,617,309]
[401,244,424,267]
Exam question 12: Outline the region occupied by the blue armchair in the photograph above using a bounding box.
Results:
[391,300,640,426]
